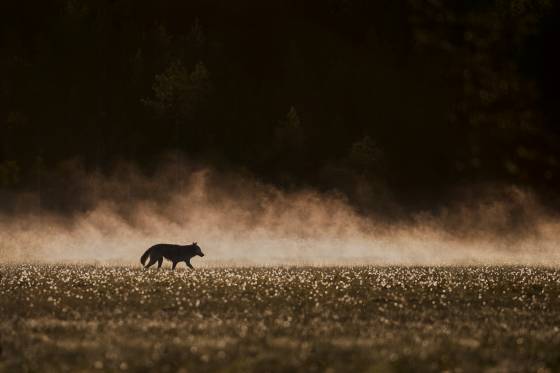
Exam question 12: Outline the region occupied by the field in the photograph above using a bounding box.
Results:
[1,265,560,372]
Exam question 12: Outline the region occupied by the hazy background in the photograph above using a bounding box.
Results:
[1,161,559,265]
[1,0,560,264]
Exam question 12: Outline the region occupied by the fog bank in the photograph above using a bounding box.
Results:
[1,165,559,266]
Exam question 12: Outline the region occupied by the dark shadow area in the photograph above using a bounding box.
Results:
[1,0,559,215]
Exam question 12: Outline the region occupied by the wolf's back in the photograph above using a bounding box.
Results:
[140,246,153,266]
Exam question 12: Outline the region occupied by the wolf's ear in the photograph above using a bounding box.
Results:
[193,241,197,245]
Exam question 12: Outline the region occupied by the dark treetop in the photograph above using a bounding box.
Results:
[1,0,559,214]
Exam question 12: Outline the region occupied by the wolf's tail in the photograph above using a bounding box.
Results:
[140,247,153,266]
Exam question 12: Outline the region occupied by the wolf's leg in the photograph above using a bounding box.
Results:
[157,258,163,269]
[145,257,157,268]
[185,260,194,270]
[172,261,177,270]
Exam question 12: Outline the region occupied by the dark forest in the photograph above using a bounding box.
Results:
[1,0,559,214]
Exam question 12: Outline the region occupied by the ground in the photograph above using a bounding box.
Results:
[1,265,559,372]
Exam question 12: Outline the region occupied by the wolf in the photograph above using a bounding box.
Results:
[140,242,205,270]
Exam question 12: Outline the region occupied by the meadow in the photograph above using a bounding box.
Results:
[1,265,559,372]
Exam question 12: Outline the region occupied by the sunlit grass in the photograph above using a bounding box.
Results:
[1,265,559,371]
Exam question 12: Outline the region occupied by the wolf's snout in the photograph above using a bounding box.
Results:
[200,253,205,257]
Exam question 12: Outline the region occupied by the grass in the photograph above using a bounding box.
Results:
[1,265,560,372]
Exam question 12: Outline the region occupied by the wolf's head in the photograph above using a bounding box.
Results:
[191,242,205,257]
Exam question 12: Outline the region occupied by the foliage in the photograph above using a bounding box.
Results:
[349,136,382,174]
[275,106,303,151]
[0,0,559,211]
[0,160,19,187]
[144,61,211,122]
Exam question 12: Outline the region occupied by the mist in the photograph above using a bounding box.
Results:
[1,162,559,266]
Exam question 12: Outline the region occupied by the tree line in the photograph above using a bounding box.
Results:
[1,0,559,213]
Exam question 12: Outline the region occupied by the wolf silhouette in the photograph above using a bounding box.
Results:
[140,242,205,270]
